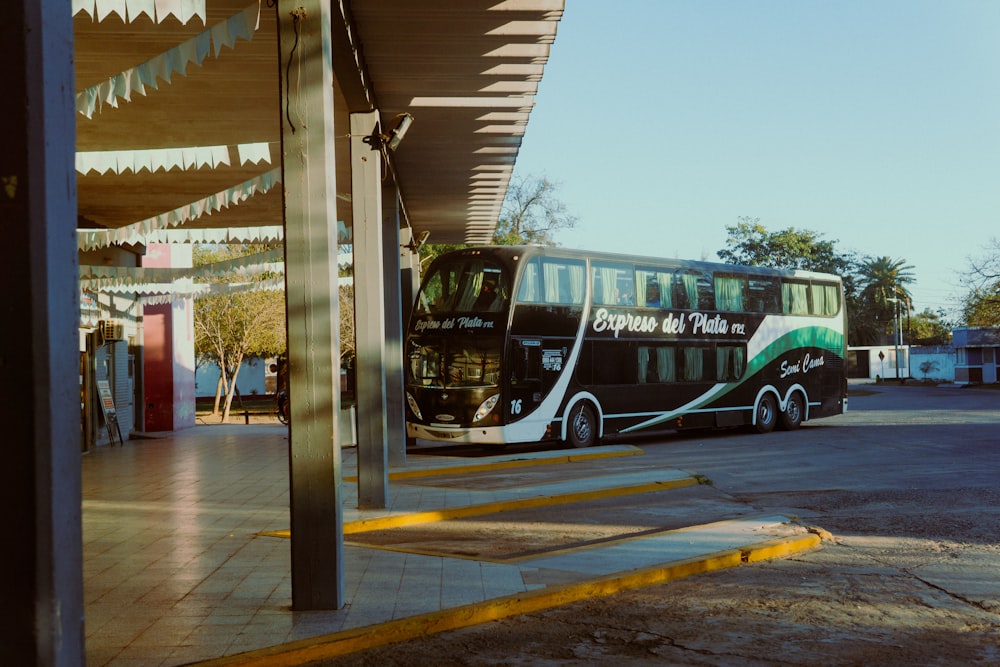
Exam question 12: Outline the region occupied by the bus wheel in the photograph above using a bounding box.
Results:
[754,394,777,434]
[780,393,804,430]
[567,403,597,448]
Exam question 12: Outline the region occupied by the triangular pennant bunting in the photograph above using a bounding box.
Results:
[76,168,282,250]
[76,2,258,118]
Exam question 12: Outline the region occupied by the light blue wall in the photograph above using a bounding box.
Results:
[909,346,956,381]
[195,358,267,398]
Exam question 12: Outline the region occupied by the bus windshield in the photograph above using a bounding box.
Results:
[415,257,509,314]
[407,336,503,389]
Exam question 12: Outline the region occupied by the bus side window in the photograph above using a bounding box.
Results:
[673,270,712,310]
[810,281,840,316]
[678,346,712,382]
[516,258,541,303]
[781,280,811,315]
[714,273,747,312]
[541,259,585,305]
[593,262,635,306]
[638,345,676,383]
[592,269,610,305]
[636,268,672,308]
[748,276,781,313]
[716,345,746,381]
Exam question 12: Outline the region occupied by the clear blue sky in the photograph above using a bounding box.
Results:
[513,0,1000,317]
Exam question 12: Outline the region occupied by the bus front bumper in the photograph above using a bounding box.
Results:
[407,422,507,445]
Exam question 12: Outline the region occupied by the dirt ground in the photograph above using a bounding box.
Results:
[322,486,1000,666]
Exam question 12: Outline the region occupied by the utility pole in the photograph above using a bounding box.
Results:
[889,296,904,383]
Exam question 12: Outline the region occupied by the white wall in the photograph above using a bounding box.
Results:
[851,345,910,381]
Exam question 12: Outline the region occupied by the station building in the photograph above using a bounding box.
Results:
[8,1,564,662]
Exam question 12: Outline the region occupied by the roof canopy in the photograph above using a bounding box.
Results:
[73,0,564,250]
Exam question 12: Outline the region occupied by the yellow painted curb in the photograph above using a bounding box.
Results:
[741,533,822,563]
[191,530,824,667]
[258,475,702,540]
[343,445,644,483]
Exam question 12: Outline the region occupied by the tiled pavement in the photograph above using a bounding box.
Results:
[82,423,820,666]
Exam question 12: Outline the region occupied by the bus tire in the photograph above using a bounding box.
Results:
[780,392,804,430]
[566,403,597,448]
[754,394,778,434]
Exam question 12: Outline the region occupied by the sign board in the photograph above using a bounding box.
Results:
[96,380,116,416]
[96,379,122,446]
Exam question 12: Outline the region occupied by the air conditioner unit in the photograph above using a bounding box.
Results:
[99,319,125,342]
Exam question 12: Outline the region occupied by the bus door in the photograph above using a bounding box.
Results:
[509,338,542,421]
[508,337,568,422]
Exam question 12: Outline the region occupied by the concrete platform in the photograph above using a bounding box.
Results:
[81,424,823,666]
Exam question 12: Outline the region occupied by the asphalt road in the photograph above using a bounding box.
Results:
[325,382,1000,666]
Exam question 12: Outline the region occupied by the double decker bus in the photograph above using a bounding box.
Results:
[405,246,847,448]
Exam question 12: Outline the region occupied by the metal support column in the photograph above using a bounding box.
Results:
[400,228,423,330]
[2,1,84,662]
[383,188,407,466]
[277,0,343,610]
[350,111,389,508]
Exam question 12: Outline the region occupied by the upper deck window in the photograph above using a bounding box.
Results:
[780,279,841,316]
[592,262,636,306]
[782,280,811,315]
[674,269,713,310]
[636,268,673,308]
[516,257,585,306]
[416,258,509,314]
[714,274,747,312]
[748,276,781,313]
[811,282,841,316]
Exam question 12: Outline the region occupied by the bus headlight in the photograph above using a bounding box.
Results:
[474,393,500,422]
[406,392,423,420]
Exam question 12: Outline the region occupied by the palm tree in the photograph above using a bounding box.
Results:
[857,256,915,345]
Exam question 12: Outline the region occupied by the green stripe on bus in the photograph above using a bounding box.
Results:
[744,326,845,378]
[624,325,844,432]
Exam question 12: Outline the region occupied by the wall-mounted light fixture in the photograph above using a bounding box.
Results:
[403,229,430,253]
[386,113,414,151]
[363,113,414,152]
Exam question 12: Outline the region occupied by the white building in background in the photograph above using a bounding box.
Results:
[849,326,1000,385]
[848,345,911,381]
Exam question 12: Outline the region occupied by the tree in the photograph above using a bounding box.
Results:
[339,282,356,364]
[419,242,467,272]
[418,174,576,269]
[856,256,915,345]
[908,308,952,346]
[492,174,577,246]
[716,218,875,343]
[193,244,286,421]
[960,238,1000,326]
[717,217,855,276]
[195,289,286,421]
[962,285,1000,326]
[336,251,358,365]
